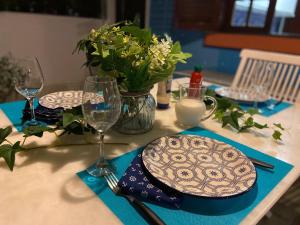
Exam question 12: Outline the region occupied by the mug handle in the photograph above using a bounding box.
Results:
[200,96,218,121]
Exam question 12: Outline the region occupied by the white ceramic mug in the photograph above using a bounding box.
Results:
[175,83,217,126]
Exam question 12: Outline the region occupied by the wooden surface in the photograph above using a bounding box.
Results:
[0,78,300,225]
[205,33,300,55]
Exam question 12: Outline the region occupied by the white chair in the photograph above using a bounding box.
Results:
[231,49,300,103]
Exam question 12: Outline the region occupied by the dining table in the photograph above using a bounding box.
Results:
[0,77,299,225]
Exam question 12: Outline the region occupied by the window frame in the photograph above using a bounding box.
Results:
[222,0,277,33]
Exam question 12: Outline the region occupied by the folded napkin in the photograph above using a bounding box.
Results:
[22,100,64,124]
[118,153,183,208]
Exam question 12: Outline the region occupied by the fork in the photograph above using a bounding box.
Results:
[104,172,166,225]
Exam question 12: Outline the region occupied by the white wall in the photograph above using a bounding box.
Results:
[0,12,109,96]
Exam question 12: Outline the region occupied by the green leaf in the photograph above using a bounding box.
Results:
[247,108,260,116]
[0,126,12,144]
[63,113,81,128]
[213,110,224,122]
[63,121,85,135]
[273,123,284,131]
[217,98,235,111]
[12,141,24,153]
[221,111,243,130]
[239,117,254,132]
[170,41,181,54]
[272,130,282,141]
[0,144,16,171]
[254,122,268,129]
[120,25,151,45]
[23,126,54,138]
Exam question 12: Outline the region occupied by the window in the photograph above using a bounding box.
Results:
[224,0,277,33]
[175,0,300,36]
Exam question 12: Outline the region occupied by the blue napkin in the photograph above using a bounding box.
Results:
[22,101,63,124]
[118,153,183,208]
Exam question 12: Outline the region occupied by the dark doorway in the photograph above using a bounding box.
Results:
[116,0,146,27]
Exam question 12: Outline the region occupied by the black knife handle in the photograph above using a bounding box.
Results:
[249,157,274,169]
[124,194,166,225]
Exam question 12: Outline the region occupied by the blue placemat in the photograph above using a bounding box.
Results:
[0,100,39,132]
[77,127,293,225]
[208,85,292,117]
[0,100,26,132]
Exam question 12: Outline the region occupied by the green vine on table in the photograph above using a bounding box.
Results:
[0,93,285,171]
[172,89,285,141]
[0,106,95,171]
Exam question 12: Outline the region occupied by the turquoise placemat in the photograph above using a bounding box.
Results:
[0,100,26,132]
[0,100,39,132]
[208,85,292,117]
[77,127,293,225]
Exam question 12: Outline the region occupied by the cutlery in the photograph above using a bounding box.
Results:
[267,98,283,111]
[249,157,274,169]
[104,172,166,225]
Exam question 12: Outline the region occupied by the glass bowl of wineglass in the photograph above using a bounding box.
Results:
[14,57,45,128]
[82,76,121,177]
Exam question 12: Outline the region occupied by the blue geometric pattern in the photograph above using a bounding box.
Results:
[118,153,183,208]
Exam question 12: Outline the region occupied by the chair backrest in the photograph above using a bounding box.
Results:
[231,49,300,103]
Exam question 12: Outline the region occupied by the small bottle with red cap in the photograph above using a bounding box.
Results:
[189,65,203,97]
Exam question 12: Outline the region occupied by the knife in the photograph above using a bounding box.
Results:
[249,157,274,169]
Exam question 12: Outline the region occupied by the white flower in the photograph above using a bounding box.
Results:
[129,176,136,182]
[146,184,154,189]
[148,36,172,70]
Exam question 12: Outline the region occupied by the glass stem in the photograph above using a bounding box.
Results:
[97,131,105,167]
[29,98,36,121]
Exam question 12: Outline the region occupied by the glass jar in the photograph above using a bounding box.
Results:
[114,92,156,134]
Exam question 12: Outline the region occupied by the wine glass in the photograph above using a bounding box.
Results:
[82,76,121,177]
[14,57,45,128]
[251,61,274,109]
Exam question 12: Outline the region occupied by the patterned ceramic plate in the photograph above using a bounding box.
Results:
[39,91,103,109]
[215,87,269,103]
[142,135,257,198]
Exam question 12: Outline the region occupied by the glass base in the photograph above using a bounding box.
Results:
[86,161,113,177]
[23,120,47,129]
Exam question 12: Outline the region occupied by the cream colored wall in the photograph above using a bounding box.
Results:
[0,11,112,100]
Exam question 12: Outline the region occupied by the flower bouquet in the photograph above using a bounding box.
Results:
[75,22,191,133]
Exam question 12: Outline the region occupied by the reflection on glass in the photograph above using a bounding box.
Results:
[231,0,251,27]
[249,0,270,27]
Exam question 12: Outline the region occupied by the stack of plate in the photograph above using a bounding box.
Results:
[23,91,85,124]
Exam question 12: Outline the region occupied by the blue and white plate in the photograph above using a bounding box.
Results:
[142,135,257,198]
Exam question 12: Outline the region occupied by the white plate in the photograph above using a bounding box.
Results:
[39,91,103,109]
[142,135,256,198]
[215,87,269,103]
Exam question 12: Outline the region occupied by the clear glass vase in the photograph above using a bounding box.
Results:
[114,92,156,134]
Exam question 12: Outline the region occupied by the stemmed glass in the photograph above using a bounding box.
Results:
[251,61,274,109]
[82,76,121,177]
[14,57,45,128]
